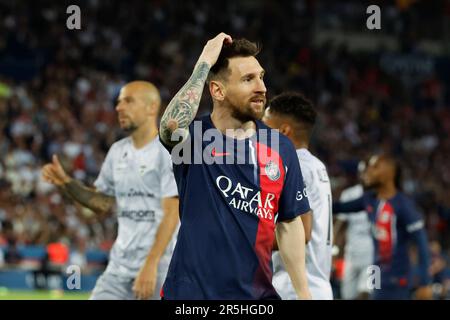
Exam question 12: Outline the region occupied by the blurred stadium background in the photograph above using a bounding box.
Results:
[0,0,449,299]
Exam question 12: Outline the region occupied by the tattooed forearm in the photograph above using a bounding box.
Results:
[160,62,211,146]
[62,179,115,213]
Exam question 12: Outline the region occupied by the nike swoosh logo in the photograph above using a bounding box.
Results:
[211,148,230,157]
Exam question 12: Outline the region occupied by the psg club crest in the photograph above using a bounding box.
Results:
[265,161,280,181]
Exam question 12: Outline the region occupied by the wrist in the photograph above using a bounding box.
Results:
[62,175,72,186]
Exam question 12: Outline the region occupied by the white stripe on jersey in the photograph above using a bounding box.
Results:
[272,148,333,300]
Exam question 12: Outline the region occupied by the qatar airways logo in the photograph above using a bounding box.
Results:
[216,175,276,221]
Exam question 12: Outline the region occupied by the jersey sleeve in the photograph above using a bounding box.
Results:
[335,189,354,221]
[93,145,116,197]
[399,197,426,233]
[277,145,311,222]
[159,144,179,198]
[332,196,365,214]
[399,197,431,286]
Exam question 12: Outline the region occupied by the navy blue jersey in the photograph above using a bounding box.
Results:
[333,191,431,288]
[160,114,311,299]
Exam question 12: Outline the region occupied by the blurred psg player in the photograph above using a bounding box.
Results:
[333,154,432,300]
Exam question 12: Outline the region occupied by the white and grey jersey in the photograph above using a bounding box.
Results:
[336,184,373,265]
[94,136,178,279]
[273,148,333,300]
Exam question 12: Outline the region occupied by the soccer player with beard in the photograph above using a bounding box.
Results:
[333,154,432,300]
[41,81,179,300]
[159,33,312,300]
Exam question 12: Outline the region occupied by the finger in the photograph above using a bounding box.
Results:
[52,154,65,172]
[138,283,148,300]
[143,288,150,300]
[42,171,55,183]
[216,33,232,44]
[223,34,232,44]
[42,166,56,177]
[42,168,60,183]
[134,283,147,300]
[147,287,155,299]
[141,282,152,300]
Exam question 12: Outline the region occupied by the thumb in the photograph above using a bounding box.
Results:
[52,154,64,171]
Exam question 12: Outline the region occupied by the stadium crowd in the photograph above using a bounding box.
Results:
[0,0,449,296]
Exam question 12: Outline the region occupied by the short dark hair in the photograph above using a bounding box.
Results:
[208,38,260,81]
[268,92,317,129]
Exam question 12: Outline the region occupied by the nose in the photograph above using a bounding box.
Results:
[256,78,267,94]
[115,102,124,112]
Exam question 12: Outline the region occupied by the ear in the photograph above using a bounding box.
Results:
[279,123,292,137]
[209,80,225,102]
[147,101,159,116]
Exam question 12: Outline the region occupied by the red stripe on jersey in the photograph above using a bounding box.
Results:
[375,202,396,264]
[160,287,164,298]
[253,142,286,290]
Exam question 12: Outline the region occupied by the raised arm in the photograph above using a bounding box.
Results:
[42,155,115,213]
[159,32,232,148]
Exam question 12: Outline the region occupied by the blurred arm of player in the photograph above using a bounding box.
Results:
[333,217,348,259]
[402,200,433,300]
[276,216,312,299]
[41,154,115,213]
[411,226,433,300]
[132,196,179,300]
[159,32,232,148]
[332,197,365,215]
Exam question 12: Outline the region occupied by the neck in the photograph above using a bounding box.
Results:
[294,141,309,150]
[376,180,397,200]
[211,105,256,139]
[130,119,158,149]
[293,134,309,150]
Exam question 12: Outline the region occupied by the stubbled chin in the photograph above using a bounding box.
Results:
[251,106,265,120]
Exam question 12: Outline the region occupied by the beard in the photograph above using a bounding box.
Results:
[119,119,139,133]
[228,98,266,122]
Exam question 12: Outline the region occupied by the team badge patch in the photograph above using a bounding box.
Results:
[265,161,280,181]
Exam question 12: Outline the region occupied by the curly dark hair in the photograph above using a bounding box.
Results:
[268,92,317,129]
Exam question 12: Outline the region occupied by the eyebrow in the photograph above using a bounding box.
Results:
[241,69,265,79]
[117,96,133,103]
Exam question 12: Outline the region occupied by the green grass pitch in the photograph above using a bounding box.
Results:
[0,288,91,300]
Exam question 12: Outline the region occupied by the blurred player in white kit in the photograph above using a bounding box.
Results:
[42,81,179,300]
[263,92,333,300]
